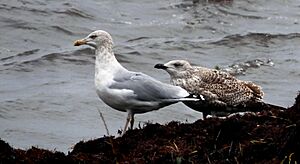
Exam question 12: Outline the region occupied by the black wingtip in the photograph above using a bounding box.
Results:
[186,94,205,101]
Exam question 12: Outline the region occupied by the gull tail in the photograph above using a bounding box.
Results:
[231,101,287,113]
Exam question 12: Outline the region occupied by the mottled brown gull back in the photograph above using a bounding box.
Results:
[184,66,264,106]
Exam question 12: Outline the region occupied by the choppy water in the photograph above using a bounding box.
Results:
[0,0,299,152]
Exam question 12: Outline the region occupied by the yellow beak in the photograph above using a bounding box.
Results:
[73,39,87,46]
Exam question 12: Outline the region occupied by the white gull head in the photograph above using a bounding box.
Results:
[154,60,192,78]
[74,30,113,49]
[74,30,122,71]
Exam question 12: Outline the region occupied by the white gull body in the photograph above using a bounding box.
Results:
[74,30,200,134]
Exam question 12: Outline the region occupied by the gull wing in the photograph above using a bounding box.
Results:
[109,71,189,102]
[183,67,263,105]
[196,68,262,97]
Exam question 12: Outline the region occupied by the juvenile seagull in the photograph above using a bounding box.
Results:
[155,60,272,118]
[74,31,200,134]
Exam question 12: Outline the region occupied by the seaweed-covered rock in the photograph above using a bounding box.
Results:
[1,93,300,163]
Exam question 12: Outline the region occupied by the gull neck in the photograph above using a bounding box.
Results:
[94,46,126,77]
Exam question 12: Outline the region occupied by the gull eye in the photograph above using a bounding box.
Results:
[89,35,97,39]
[174,63,182,67]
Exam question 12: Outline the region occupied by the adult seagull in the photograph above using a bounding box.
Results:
[73,30,201,134]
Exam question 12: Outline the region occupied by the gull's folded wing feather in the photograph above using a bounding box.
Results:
[110,71,189,101]
[182,67,263,105]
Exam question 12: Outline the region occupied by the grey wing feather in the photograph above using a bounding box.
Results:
[110,71,188,101]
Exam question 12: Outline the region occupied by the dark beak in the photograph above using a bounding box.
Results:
[154,63,168,69]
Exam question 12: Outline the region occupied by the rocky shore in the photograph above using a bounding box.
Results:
[1,93,299,163]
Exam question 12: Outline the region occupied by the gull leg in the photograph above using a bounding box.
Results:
[130,113,134,130]
[122,111,132,135]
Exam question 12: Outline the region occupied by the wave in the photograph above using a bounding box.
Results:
[0,48,94,72]
[218,58,274,76]
[1,49,40,62]
[211,32,300,47]
[53,8,93,19]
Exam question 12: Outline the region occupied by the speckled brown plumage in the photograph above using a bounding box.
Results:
[155,60,267,117]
